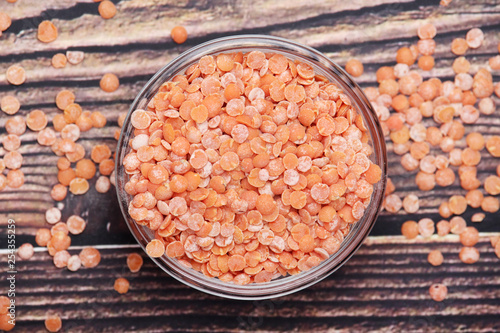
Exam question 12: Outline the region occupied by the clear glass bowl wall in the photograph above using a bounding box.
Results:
[115,35,387,300]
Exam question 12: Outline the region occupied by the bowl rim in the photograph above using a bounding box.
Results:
[115,34,387,300]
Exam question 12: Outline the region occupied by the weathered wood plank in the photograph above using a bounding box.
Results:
[0,0,499,332]
[1,239,498,332]
[0,0,419,55]
[1,4,500,87]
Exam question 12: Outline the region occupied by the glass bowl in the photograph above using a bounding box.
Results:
[115,35,387,300]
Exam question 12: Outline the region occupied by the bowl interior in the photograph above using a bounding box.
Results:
[115,35,387,300]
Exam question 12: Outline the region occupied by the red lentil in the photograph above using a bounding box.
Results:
[44,314,62,332]
[418,55,435,71]
[171,26,188,44]
[36,228,51,247]
[1,95,20,115]
[53,250,71,268]
[98,0,117,19]
[26,109,48,131]
[460,226,479,247]
[114,278,130,294]
[100,73,120,92]
[418,218,435,237]
[459,246,479,264]
[396,47,416,66]
[17,243,34,260]
[91,144,112,163]
[471,212,485,223]
[345,59,364,77]
[0,313,15,331]
[429,283,447,302]
[402,194,419,213]
[67,215,86,235]
[67,255,82,272]
[45,207,62,224]
[79,247,101,268]
[2,134,21,151]
[52,53,67,68]
[481,196,499,213]
[450,216,466,234]
[486,136,500,157]
[436,220,451,236]
[465,28,484,49]
[96,176,111,193]
[0,296,9,314]
[66,51,85,65]
[6,169,24,188]
[127,253,143,273]
[37,21,58,43]
[428,250,443,266]
[69,177,90,195]
[0,12,11,32]
[451,38,468,55]
[6,65,26,86]
[401,220,419,239]
[51,184,68,201]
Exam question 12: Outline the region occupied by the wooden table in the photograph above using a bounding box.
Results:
[1,0,499,332]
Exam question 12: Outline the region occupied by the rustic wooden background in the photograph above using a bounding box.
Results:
[0,0,499,332]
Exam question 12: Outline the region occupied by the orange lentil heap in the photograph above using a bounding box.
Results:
[123,51,383,284]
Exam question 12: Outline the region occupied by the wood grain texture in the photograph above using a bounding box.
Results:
[1,238,499,332]
[0,0,499,233]
[0,0,500,332]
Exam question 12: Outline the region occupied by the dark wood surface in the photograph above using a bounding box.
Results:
[0,0,499,332]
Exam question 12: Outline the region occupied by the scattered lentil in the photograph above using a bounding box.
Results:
[114,278,130,294]
[450,216,467,234]
[79,247,101,268]
[6,65,26,85]
[66,51,84,65]
[1,95,20,115]
[127,253,143,273]
[402,194,419,213]
[100,73,119,92]
[345,59,364,77]
[465,28,484,49]
[471,212,485,223]
[17,243,34,260]
[53,250,71,268]
[26,109,48,131]
[37,21,58,43]
[171,26,188,44]
[52,53,67,68]
[481,196,499,213]
[44,314,62,332]
[45,207,62,224]
[451,38,468,55]
[436,220,451,236]
[459,246,479,264]
[96,176,111,193]
[0,12,11,32]
[418,218,435,237]
[36,228,51,247]
[98,0,117,19]
[67,255,82,272]
[428,250,443,266]
[67,215,86,235]
[429,283,447,302]
[401,220,419,239]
